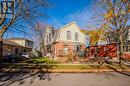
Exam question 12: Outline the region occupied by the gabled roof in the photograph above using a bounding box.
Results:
[3,39,32,49]
[3,39,23,47]
[57,21,82,31]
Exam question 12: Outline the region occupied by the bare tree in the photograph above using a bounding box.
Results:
[34,22,47,51]
[0,0,50,58]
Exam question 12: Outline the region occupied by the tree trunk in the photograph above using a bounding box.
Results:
[119,35,124,65]
[0,38,3,59]
[0,26,7,59]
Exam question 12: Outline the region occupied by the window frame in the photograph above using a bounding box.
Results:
[46,35,48,43]
[49,33,51,42]
[67,30,71,40]
[75,32,79,41]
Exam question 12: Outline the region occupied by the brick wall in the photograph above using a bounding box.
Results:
[51,42,85,57]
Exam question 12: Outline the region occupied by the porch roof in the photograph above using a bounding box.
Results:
[3,39,32,49]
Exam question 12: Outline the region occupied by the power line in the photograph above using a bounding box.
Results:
[72,0,91,21]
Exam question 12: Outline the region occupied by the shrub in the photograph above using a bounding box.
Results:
[66,55,73,62]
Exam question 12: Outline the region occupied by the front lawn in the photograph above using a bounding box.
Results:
[26,57,59,64]
[1,57,130,73]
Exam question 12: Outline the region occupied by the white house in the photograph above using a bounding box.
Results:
[43,22,87,57]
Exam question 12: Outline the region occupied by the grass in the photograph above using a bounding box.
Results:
[1,57,130,71]
[51,64,99,69]
[26,57,60,64]
[1,63,130,73]
[1,63,107,69]
[0,57,59,69]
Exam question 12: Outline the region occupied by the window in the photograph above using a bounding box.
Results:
[46,35,48,43]
[74,45,81,52]
[24,49,26,52]
[67,31,71,40]
[15,48,19,55]
[49,33,51,42]
[75,32,79,41]
[27,41,30,46]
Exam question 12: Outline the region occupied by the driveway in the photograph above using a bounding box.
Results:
[0,72,130,86]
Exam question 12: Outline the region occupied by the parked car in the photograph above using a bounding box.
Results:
[21,52,36,58]
[21,52,31,58]
[3,55,26,62]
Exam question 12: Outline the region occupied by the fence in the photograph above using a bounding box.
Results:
[85,43,118,58]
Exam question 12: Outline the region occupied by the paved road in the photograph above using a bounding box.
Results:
[0,72,130,86]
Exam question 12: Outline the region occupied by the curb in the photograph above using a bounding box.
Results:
[48,69,130,73]
[1,68,130,73]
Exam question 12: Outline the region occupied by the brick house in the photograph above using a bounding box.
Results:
[43,22,86,57]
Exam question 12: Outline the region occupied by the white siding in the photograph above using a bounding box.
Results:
[56,22,85,44]
[8,39,33,48]
[10,40,25,46]
[44,26,54,46]
[43,22,86,46]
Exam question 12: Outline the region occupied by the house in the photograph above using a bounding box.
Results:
[2,38,34,56]
[6,38,34,49]
[43,22,86,57]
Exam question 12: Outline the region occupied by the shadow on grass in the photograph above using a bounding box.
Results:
[0,64,52,86]
[107,65,130,76]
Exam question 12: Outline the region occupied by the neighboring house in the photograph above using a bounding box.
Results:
[3,38,33,56]
[43,22,86,57]
[97,34,108,45]
[6,38,34,49]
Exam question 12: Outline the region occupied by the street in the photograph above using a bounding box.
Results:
[0,72,130,86]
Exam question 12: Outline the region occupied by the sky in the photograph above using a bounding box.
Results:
[2,0,97,49]
[45,0,95,29]
[3,0,96,39]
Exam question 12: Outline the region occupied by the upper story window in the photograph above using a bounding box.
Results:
[46,35,48,43]
[67,31,71,40]
[52,30,54,38]
[27,41,30,46]
[25,40,33,48]
[49,33,51,42]
[75,32,79,41]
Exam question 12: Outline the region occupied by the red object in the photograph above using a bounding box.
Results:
[86,43,118,58]
[122,53,130,59]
